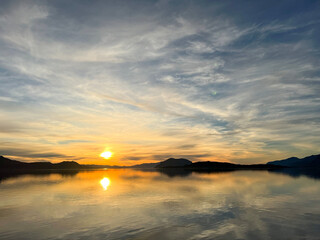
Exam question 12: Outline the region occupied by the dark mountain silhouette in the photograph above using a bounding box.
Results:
[0,156,29,168]
[187,161,235,169]
[3,154,320,180]
[0,155,137,170]
[7,153,320,172]
[0,156,83,170]
[129,158,282,171]
[55,161,82,168]
[156,158,192,168]
[186,161,282,172]
[153,158,281,171]
[129,162,160,168]
[267,154,320,168]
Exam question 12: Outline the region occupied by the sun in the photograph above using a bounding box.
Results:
[100,151,113,159]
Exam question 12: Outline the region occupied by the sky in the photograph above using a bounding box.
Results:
[0,0,320,165]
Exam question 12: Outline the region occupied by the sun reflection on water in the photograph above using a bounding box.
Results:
[100,177,111,190]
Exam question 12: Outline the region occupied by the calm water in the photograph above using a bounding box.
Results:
[1,169,320,240]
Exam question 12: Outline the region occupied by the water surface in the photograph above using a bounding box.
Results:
[1,169,320,240]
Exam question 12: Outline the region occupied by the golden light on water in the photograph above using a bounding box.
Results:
[100,151,113,159]
[100,177,111,190]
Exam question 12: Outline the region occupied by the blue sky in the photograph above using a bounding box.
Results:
[0,0,320,164]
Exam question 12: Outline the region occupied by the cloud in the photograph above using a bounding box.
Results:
[0,0,319,164]
[122,156,148,161]
[176,144,198,150]
[0,121,23,133]
[0,148,72,159]
[58,140,93,145]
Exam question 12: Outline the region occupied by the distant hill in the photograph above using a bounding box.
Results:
[130,158,192,169]
[267,154,320,168]
[3,154,303,172]
[187,161,282,171]
[0,156,83,170]
[156,158,192,168]
[0,155,153,170]
[142,158,282,171]
[128,157,282,171]
[0,156,29,168]
[187,161,235,169]
[54,161,82,168]
[130,162,160,169]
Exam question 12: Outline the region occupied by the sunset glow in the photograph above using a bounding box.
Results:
[1,1,320,239]
[100,151,113,159]
[100,177,111,190]
[1,0,319,166]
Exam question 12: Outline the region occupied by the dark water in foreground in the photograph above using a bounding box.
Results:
[1,169,320,240]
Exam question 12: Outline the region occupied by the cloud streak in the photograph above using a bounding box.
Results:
[0,0,320,164]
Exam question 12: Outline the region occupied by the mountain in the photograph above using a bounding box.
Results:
[187,161,235,169]
[0,156,29,168]
[156,158,192,168]
[54,161,82,168]
[130,162,160,168]
[187,161,282,171]
[267,154,320,168]
[0,156,83,170]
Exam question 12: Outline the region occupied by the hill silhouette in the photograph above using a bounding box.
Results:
[129,162,159,169]
[186,161,282,172]
[4,154,320,172]
[267,154,320,168]
[151,158,281,171]
[0,156,83,170]
[156,158,192,168]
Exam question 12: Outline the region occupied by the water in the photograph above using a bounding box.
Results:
[1,169,320,240]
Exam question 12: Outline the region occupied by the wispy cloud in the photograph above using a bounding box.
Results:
[0,0,319,164]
